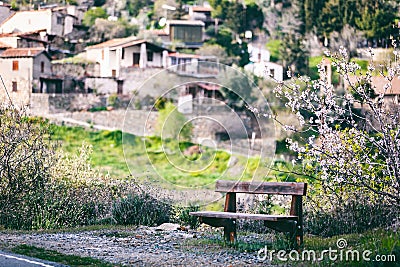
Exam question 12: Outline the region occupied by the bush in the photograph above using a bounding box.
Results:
[112,193,171,226]
[0,107,54,229]
[172,205,200,229]
[304,189,397,237]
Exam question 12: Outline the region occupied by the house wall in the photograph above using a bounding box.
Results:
[32,53,51,79]
[52,61,100,77]
[64,15,75,35]
[0,10,56,34]
[170,25,203,43]
[85,77,117,94]
[120,45,141,67]
[50,11,65,35]
[0,57,34,106]
[0,36,18,47]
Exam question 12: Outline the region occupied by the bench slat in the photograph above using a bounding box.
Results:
[215,180,307,196]
[190,211,298,221]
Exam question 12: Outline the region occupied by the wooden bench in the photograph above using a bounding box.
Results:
[190,180,307,248]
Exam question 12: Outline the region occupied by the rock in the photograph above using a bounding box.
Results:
[155,223,180,231]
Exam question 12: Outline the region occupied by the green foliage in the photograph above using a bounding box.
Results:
[220,71,256,109]
[0,107,54,229]
[155,102,192,141]
[305,191,396,237]
[112,193,171,226]
[83,7,108,27]
[265,40,282,63]
[172,205,200,229]
[280,33,309,77]
[302,0,398,44]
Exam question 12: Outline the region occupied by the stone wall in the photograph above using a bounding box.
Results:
[30,93,107,114]
[52,62,100,77]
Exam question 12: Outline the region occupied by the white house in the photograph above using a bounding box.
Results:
[84,37,168,78]
[248,43,270,63]
[244,61,283,82]
[0,47,52,106]
[0,8,76,36]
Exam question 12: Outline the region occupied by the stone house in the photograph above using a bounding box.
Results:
[0,47,54,106]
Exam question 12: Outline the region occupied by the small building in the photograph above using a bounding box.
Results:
[84,37,168,78]
[0,30,48,49]
[188,5,214,27]
[0,47,53,106]
[248,44,270,63]
[165,20,205,49]
[244,61,283,82]
[0,7,80,37]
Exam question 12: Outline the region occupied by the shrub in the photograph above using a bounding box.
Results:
[112,193,171,226]
[172,205,200,229]
[304,189,397,237]
[0,107,54,229]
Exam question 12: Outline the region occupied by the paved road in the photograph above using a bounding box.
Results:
[0,251,66,267]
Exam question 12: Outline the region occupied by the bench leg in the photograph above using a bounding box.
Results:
[199,217,237,243]
[223,219,236,243]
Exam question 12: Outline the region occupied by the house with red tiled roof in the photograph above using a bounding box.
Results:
[84,37,169,78]
[0,29,48,49]
[0,47,56,106]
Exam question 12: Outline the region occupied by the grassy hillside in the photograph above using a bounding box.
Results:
[50,125,304,188]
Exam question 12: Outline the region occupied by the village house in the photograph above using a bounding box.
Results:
[0,47,54,106]
[244,61,284,82]
[0,30,48,49]
[188,5,214,28]
[165,20,205,49]
[0,5,84,37]
[84,37,168,78]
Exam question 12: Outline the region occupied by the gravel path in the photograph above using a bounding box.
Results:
[0,225,272,266]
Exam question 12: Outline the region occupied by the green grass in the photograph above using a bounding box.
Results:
[50,125,296,188]
[11,244,117,266]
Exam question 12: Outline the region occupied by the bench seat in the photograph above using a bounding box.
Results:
[190,180,307,248]
[190,211,298,221]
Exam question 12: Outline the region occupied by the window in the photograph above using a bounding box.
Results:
[133,53,140,66]
[12,81,17,92]
[112,69,116,77]
[101,50,104,60]
[41,61,45,73]
[147,52,153,62]
[269,68,275,78]
[57,16,63,25]
[121,48,125,59]
[12,60,18,71]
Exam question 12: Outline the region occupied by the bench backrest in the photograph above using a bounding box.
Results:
[215,180,307,196]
